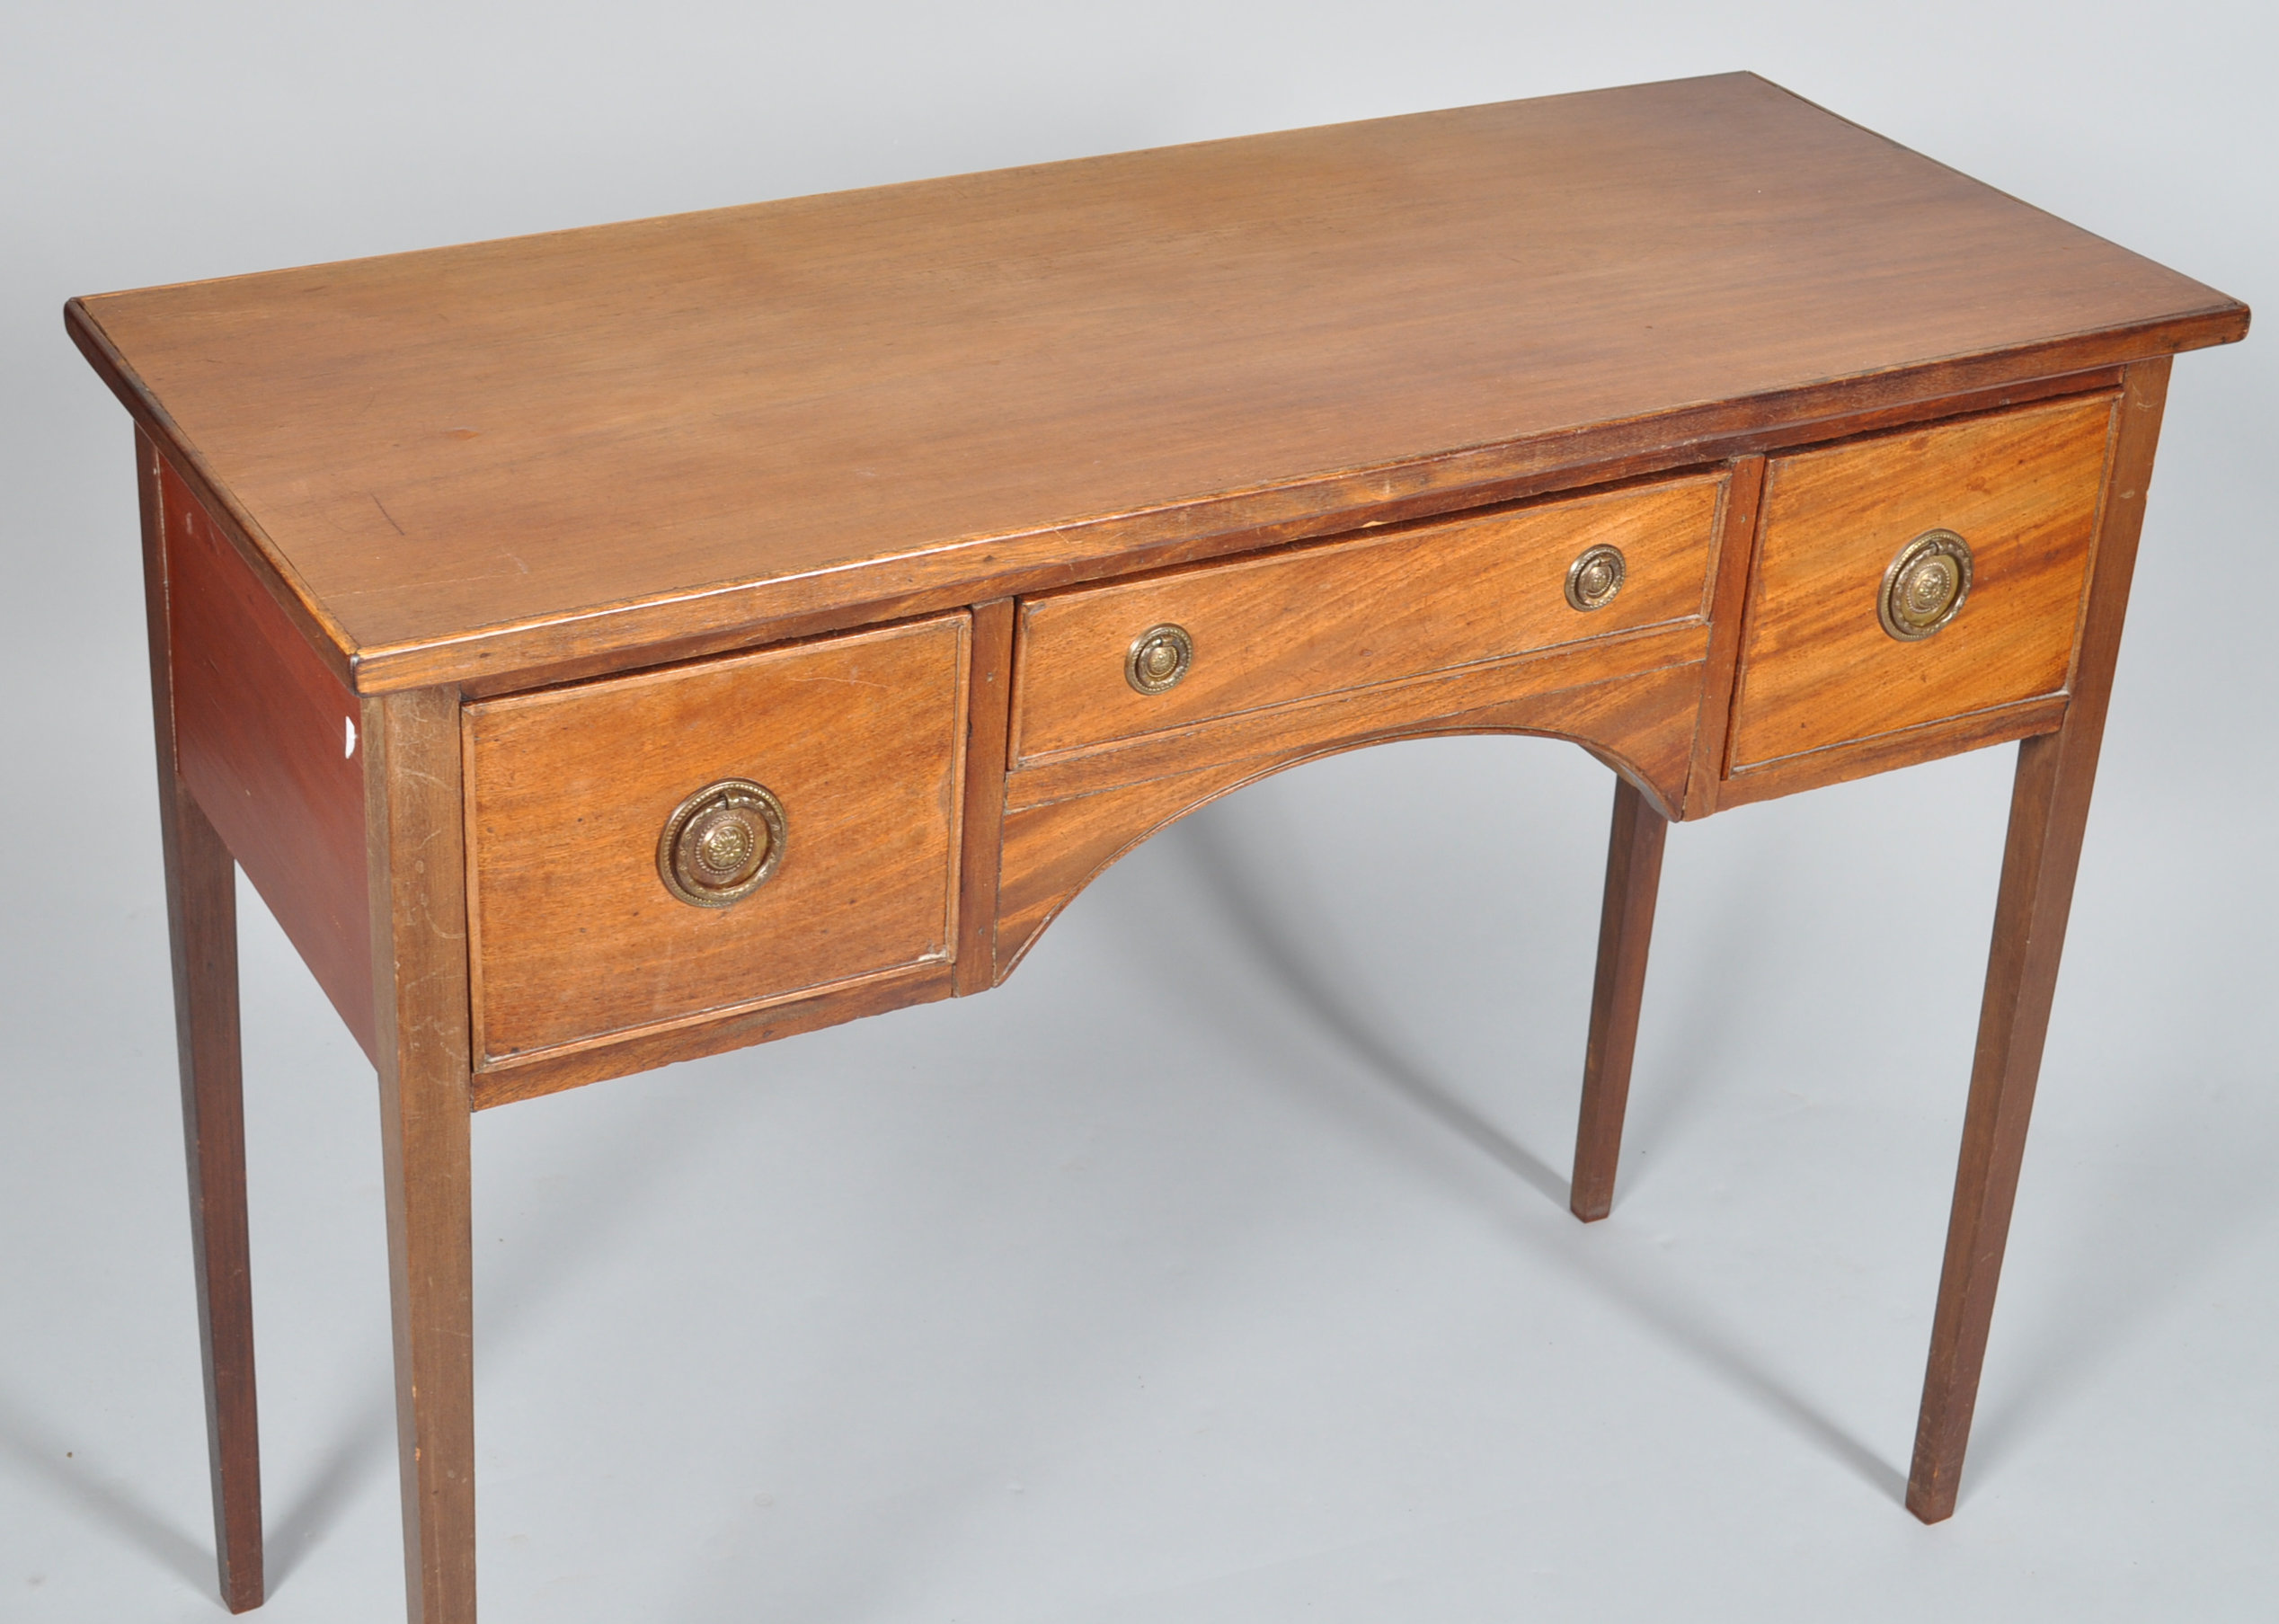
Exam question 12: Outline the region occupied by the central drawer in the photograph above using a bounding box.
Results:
[464,615,969,1066]
[1008,472,1729,766]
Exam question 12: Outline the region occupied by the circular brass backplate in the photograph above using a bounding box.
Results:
[657,778,786,908]
[1565,544,1626,611]
[1126,623,1194,695]
[1879,528,1974,641]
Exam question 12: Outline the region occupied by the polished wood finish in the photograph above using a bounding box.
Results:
[995,657,1706,980]
[242,368,2148,711]
[1712,692,2070,812]
[366,687,478,1624]
[1006,622,1708,815]
[1727,392,2115,774]
[67,76,2242,697]
[1906,357,2172,1522]
[1570,777,1669,1221]
[462,616,968,1065]
[161,455,372,1057]
[75,76,2250,1623]
[470,962,958,1109]
[1010,472,1725,763]
[143,428,264,1613]
[955,599,1017,996]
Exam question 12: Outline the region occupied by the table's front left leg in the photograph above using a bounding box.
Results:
[364,687,478,1624]
[139,429,264,1612]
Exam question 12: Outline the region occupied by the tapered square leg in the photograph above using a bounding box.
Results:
[1906,356,2171,1522]
[365,688,478,1623]
[164,792,266,1610]
[140,429,264,1612]
[1908,733,2074,1519]
[1571,774,1669,1222]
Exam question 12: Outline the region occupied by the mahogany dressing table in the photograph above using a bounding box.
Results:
[65,72,2248,1620]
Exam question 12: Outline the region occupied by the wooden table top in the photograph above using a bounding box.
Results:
[69,72,2246,694]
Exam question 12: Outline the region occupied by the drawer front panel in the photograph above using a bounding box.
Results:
[466,615,968,1064]
[1727,394,2116,773]
[1010,473,1727,764]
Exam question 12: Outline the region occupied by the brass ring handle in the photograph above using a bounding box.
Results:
[1879,528,1973,641]
[657,778,786,908]
[1126,623,1193,694]
[1565,544,1626,611]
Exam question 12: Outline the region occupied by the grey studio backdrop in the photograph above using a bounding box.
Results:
[4,4,2274,1620]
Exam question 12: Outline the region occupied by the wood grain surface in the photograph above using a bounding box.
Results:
[273,366,2149,708]
[1006,620,1708,812]
[68,75,2244,694]
[364,687,476,1624]
[469,962,958,1109]
[162,456,372,1056]
[1727,393,2116,773]
[994,657,1704,981]
[143,429,264,1613]
[464,616,968,1066]
[1011,472,1725,763]
[1713,694,2070,812]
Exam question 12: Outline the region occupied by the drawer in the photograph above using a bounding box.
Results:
[1726,394,2116,773]
[465,615,968,1064]
[1009,472,1729,764]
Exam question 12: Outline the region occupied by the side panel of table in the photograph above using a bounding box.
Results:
[157,453,372,1057]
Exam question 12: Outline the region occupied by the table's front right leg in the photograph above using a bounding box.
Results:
[1905,356,2173,1522]
[365,686,478,1624]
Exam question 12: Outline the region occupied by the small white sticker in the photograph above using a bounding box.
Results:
[345,716,358,759]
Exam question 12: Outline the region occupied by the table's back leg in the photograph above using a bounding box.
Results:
[1906,355,2171,1522]
[1570,773,1669,1221]
[139,430,266,1612]
[364,687,478,1624]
